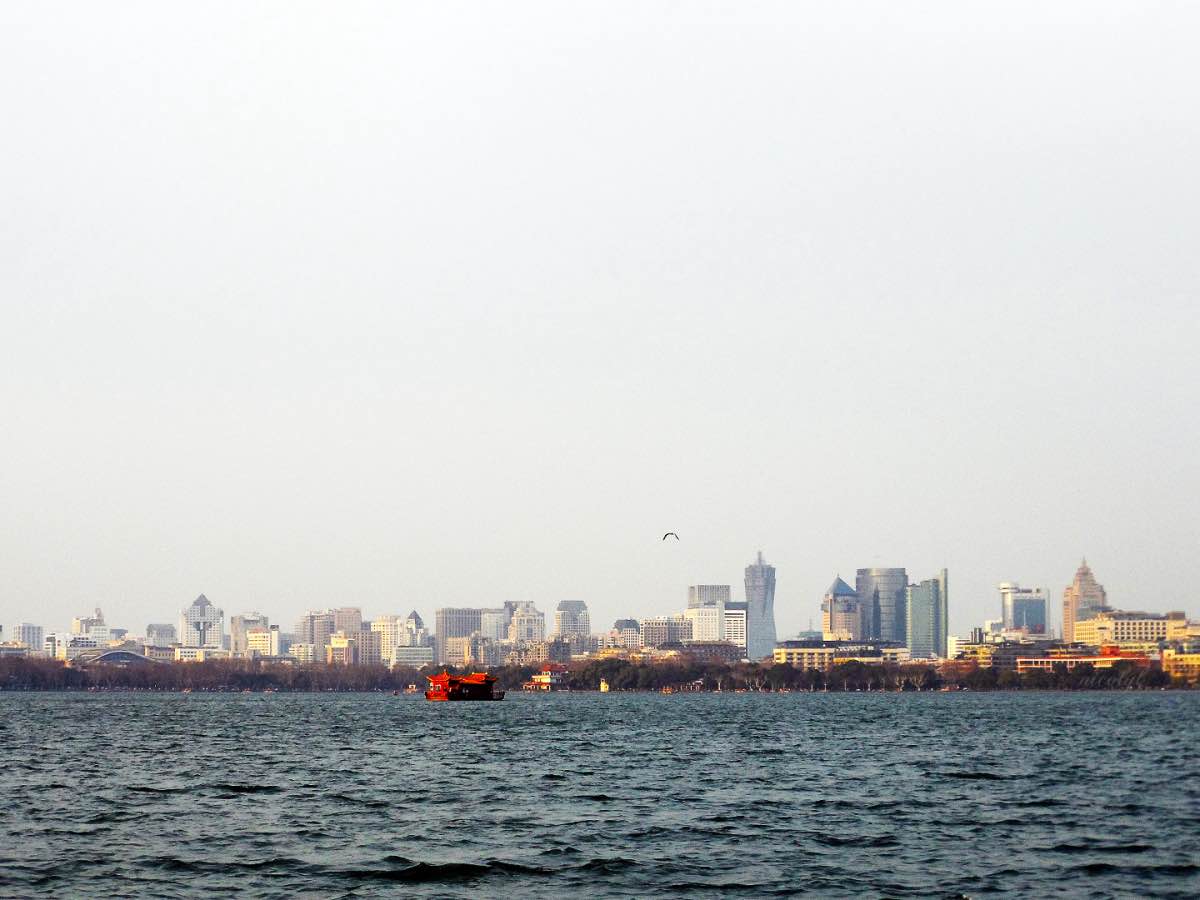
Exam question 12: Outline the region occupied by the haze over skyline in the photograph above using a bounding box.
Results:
[3,2,1198,636]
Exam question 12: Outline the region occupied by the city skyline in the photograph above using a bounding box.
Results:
[2,553,1165,641]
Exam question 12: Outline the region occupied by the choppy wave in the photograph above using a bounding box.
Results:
[2,691,1199,898]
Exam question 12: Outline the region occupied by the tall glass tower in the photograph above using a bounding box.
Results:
[744,551,777,659]
[855,568,908,643]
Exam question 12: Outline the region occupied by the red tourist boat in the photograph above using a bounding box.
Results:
[424,671,506,702]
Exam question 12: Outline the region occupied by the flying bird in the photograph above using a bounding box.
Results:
[662,532,679,541]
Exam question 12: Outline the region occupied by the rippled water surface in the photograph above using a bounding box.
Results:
[2,691,1199,897]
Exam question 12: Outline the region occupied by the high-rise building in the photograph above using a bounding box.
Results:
[327,632,359,665]
[683,605,725,642]
[1062,559,1108,643]
[999,583,1048,634]
[688,585,731,609]
[856,568,908,643]
[821,577,863,640]
[332,607,363,635]
[508,602,545,644]
[179,595,224,648]
[230,612,269,656]
[294,610,336,657]
[370,615,405,660]
[71,608,105,635]
[744,551,777,660]
[906,569,949,658]
[723,602,748,653]
[434,608,483,664]
[640,616,693,648]
[357,628,383,666]
[9,623,44,651]
[553,601,591,640]
[609,618,641,649]
[146,623,176,646]
[479,608,510,641]
[246,625,281,657]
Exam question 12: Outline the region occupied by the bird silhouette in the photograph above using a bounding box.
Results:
[662,532,679,541]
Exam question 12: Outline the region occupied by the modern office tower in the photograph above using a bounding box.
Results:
[145,623,176,645]
[744,551,777,660]
[1062,559,1108,643]
[856,568,908,643]
[370,615,405,660]
[640,615,693,648]
[508,602,545,644]
[999,583,1048,634]
[71,608,105,635]
[479,608,510,641]
[434,608,483,664]
[10,624,44,651]
[906,569,949,658]
[230,613,269,656]
[246,625,281,657]
[294,610,336,656]
[403,610,430,647]
[688,585,731,609]
[610,618,642,648]
[392,645,434,667]
[683,604,725,642]
[332,607,363,635]
[723,602,748,652]
[179,595,225,648]
[821,577,863,640]
[553,601,591,639]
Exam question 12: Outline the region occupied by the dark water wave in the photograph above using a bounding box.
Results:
[2,692,1199,898]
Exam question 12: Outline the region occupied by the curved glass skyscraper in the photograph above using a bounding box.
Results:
[744,551,777,659]
[855,568,908,643]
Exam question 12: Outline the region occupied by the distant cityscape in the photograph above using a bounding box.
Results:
[3,554,1198,684]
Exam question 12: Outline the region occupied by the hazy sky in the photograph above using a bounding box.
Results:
[3,2,1198,639]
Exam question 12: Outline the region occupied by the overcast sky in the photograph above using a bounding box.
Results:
[2,1,1198,639]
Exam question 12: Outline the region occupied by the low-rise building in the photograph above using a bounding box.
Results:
[289,642,318,664]
[391,645,434,668]
[1161,646,1200,683]
[1072,611,1175,648]
[773,640,909,671]
[523,663,568,691]
[174,647,230,662]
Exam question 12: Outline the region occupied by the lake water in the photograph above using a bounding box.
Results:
[1,691,1198,898]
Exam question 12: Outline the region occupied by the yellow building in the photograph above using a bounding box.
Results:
[327,632,359,665]
[174,647,230,662]
[773,645,836,670]
[1072,612,1171,648]
[1162,648,1200,683]
[953,643,998,667]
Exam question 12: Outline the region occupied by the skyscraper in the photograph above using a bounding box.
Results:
[821,577,863,640]
[294,610,336,657]
[723,601,748,653]
[856,568,908,643]
[687,585,731,609]
[10,623,43,651]
[999,583,1048,634]
[906,569,948,658]
[553,601,591,642]
[1062,559,1107,643]
[744,551,777,660]
[434,608,483,664]
[179,595,224,648]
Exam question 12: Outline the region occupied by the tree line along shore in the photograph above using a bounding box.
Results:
[0,655,1187,693]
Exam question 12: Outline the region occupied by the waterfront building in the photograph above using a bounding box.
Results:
[245,625,281,657]
[1166,613,1200,642]
[856,568,908,643]
[1062,559,1107,643]
[821,577,863,641]
[1015,648,1150,674]
[745,552,777,660]
[999,583,1048,634]
[179,595,224,648]
[553,601,591,641]
[508,602,545,644]
[9,624,43,651]
[1072,611,1174,648]
[523,663,568,691]
[392,645,434,667]
[681,640,742,663]
[906,569,949,659]
[145,623,176,646]
[1162,647,1200,683]
[434,608,483,664]
[683,604,725,642]
[640,615,693,648]
[723,602,748,652]
[688,585,731,609]
[773,639,909,671]
[230,612,269,656]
